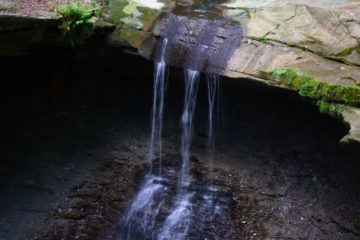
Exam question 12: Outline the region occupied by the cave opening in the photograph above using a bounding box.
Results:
[0,47,359,240]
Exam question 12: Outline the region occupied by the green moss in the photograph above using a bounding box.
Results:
[260,36,268,44]
[270,69,297,81]
[108,1,130,25]
[106,1,159,30]
[356,45,360,55]
[120,28,144,46]
[316,100,341,117]
[333,48,354,57]
[137,6,159,27]
[259,32,270,44]
[270,69,360,108]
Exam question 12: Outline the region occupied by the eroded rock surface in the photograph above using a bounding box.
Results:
[244,1,360,65]
[105,0,360,151]
[1,1,360,147]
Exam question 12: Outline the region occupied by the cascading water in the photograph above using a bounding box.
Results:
[149,38,168,175]
[179,69,200,189]
[122,175,165,239]
[119,38,168,240]
[120,40,230,239]
[157,69,200,240]
[119,6,244,238]
[206,73,219,189]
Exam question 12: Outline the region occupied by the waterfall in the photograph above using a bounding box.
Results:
[119,37,224,240]
[179,69,200,189]
[120,38,168,240]
[149,38,168,175]
[157,69,200,240]
[206,73,219,189]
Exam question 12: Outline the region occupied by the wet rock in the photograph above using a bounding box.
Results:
[30,161,146,240]
[32,154,267,239]
[140,12,244,74]
[340,107,360,154]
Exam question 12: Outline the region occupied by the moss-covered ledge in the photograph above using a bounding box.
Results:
[270,69,360,107]
[269,68,360,153]
[104,0,167,49]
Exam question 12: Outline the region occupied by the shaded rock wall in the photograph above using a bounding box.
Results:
[1,0,360,151]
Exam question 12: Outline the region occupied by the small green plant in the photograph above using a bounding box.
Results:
[259,32,270,44]
[260,36,268,44]
[333,48,354,57]
[58,0,98,45]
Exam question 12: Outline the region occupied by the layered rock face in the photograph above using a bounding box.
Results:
[1,0,360,152]
[105,0,360,152]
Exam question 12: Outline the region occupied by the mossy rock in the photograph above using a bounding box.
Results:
[107,1,130,25]
[137,6,159,30]
[270,68,360,108]
[316,100,342,118]
[106,27,150,48]
[333,48,355,57]
[106,0,161,31]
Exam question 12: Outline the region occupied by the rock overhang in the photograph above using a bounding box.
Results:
[1,0,360,153]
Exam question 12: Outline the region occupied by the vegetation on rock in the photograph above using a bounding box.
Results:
[271,68,360,115]
[331,44,360,58]
[107,0,160,30]
[58,0,104,45]
[333,48,355,57]
[108,1,129,25]
[316,100,341,117]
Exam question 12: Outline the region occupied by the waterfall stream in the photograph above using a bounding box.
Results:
[179,69,200,189]
[157,69,200,240]
[206,73,219,189]
[119,35,229,239]
[120,38,168,240]
[149,38,168,175]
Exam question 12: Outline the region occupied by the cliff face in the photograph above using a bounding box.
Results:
[1,0,360,152]
[107,0,360,153]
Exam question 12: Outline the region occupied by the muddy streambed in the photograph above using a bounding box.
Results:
[0,51,360,240]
